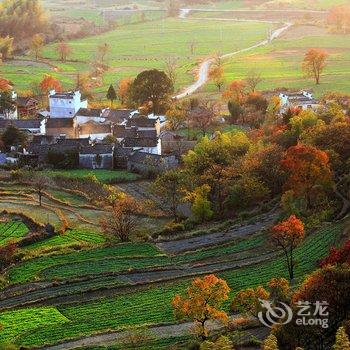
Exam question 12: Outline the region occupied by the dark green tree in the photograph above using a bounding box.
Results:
[227,100,243,124]
[1,125,27,150]
[106,84,117,107]
[130,69,173,114]
[0,90,16,119]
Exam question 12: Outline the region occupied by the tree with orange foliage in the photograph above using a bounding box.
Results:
[117,77,133,105]
[222,80,246,102]
[0,78,12,92]
[209,57,225,92]
[327,5,350,33]
[231,285,270,317]
[56,41,72,62]
[270,215,305,280]
[172,274,230,340]
[39,75,62,94]
[302,49,328,85]
[281,144,333,208]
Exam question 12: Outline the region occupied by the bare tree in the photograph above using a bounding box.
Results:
[245,70,263,93]
[188,101,219,136]
[100,195,141,242]
[164,56,178,86]
[189,40,197,55]
[31,175,50,206]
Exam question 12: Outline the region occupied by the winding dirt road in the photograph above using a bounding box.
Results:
[174,9,292,99]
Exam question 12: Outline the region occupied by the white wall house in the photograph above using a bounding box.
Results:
[279,91,319,112]
[49,90,87,118]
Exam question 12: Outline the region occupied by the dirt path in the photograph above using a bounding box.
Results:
[40,315,264,350]
[174,9,292,99]
[156,212,278,254]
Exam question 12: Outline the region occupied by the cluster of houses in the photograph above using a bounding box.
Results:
[0,88,322,172]
[0,90,196,173]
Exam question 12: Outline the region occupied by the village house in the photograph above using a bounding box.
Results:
[46,117,78,138]
[127,151,178,174]
[74,108,106,124]
[49,90,87,118]
[78,121,113,141]
[0,119,46,134]
[159,131,196,156]
[279,90,319,112]
[79,144,114,170]
[17,96,39,118]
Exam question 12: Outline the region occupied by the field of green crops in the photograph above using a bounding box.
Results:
[0,220,343,347]
[1,18,270,94]
[0,221,29,246]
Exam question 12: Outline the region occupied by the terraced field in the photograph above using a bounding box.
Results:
[0,216,344,348]
[0,221,29,246]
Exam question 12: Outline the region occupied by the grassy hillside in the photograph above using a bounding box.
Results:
[0,220,343,347]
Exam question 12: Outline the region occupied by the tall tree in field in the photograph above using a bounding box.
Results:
[281,144,333,208]
[30,34,44,61]
[106,84,117,107]
[39,74,62,94]
[130,69,173,114]
[245,70,263,93]
[0,36,13,60]
[56,41,72,62]
[327,5,350,33]
[209,56,225,92]
[31,175,49,206]
[152,169,184,222]
[270,215,305,280]
[101,194,141,242]
[117,77,133,105]
[98,43,109,64]
[172,275,230,340]
[302,49,328,85]
[164,56,178,86]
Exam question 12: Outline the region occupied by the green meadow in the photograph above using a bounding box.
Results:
[2,18,270,94]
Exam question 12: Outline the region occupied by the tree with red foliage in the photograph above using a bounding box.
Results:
[281,144,333,208]
[0,242,16,271]
[0,78,12,92]
[270,215,305,280]
[39,75,62,94]
[321,239,350,267]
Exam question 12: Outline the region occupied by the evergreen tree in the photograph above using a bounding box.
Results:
[106,84,117,107]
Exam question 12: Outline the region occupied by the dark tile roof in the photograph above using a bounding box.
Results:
[113,125,128,138]
[103,109,133,123]
[31,135,55,145]
[79,122,112,134]
[17,96,39,107]
[126,115,158,128]
[114,145,133,157]
[0,119,42,129]
[128,151,163,163]
[46,118,75,128]
[49,91,77,99]
[123,137,158,148]
[75,108,102,117]
[56,138,90,147]
[80,144,114,155]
